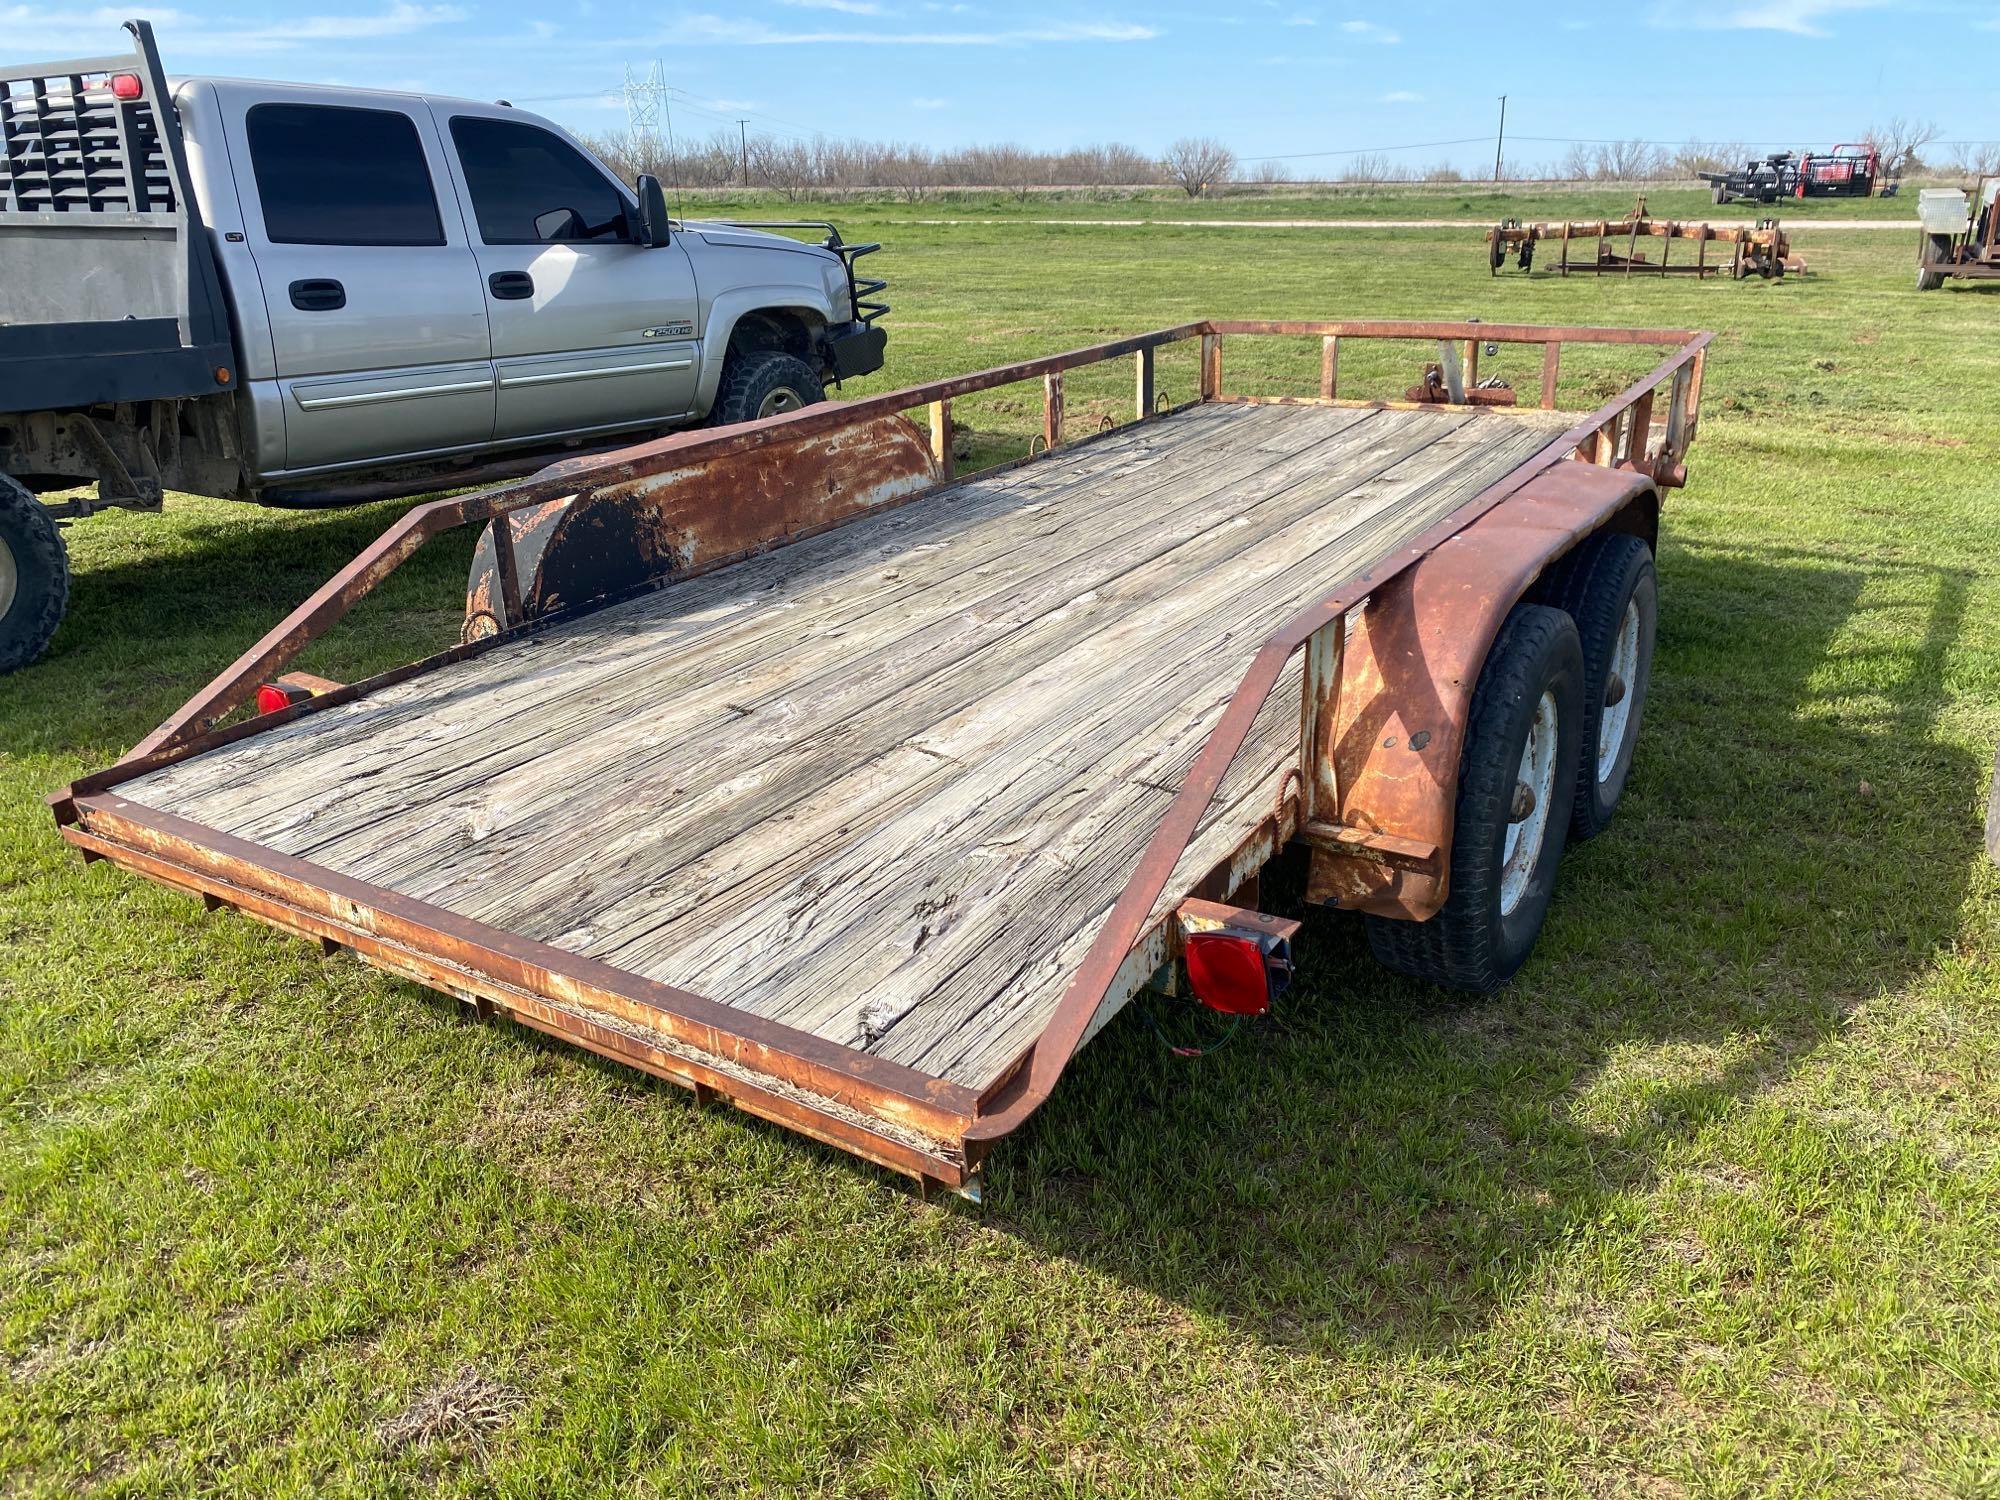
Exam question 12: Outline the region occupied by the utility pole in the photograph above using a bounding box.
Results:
[1494,94,1507,182]
[738,120,750,188]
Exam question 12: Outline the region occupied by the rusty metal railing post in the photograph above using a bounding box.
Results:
[1540,342,1561,408]
[1319,335,1338,399]
[492,513,523,628]
[1627,388,1655,467]
[928,397,954,480]
[1199,332,1221,401]
[1042,371,1064,449]
[1134,347,1154,420]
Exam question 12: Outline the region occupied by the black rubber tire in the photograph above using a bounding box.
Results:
[0,475,69,675]
[1712,184,1728,205]
[707,349,825,427]
[1365,604,1584,993]
[1546,532,1657,842]
[1917,235,1952,292]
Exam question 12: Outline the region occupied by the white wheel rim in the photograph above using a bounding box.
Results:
[757,388,805,419]
[0,533,16,621]
[1500,690,1559,917]
[1597,599,1640,784]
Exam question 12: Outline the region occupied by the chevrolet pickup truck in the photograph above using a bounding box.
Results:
[0,20,889,672]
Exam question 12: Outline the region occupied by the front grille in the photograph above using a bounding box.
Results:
[0,71,174,214]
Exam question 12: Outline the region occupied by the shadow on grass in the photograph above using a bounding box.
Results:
[986,540,1984,1352]
[2,498,479,758]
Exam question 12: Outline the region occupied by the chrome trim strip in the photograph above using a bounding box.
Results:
[498,359,694,389]
[294,377,493,412]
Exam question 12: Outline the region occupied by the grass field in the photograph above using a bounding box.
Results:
[3,203,1997,1497]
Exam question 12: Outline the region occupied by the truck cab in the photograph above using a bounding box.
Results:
[0,20,888,671]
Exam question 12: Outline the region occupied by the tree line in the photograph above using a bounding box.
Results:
[587,121,1985,201]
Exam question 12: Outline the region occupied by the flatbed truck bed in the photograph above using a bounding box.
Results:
[54,320,1711,1197]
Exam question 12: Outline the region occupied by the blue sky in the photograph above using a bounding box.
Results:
[10,1,1998,171]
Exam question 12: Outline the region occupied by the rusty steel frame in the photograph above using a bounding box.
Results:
[1488,205,1791,280]
[52,318,1711,1195]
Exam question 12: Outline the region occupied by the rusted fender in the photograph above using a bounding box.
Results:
[1310,460,1660,919]
[465,411,940,636]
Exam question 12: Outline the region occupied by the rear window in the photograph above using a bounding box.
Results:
[449,115,629,245]
[247,103,445,247]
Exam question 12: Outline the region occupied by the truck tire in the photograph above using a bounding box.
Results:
[0,476,69,675]
[1711,184,1728,205]
[709,349,826,427]
[1545,532,1656,841]
[1364,604,1584,993]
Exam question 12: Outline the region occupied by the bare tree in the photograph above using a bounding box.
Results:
[1866,117,1942,175]
[1421,159,1463,183]
[1162,137,1237,198]
[1670,142,1747,177]
[1944,142,2000,177]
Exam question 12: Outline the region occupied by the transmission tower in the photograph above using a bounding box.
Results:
[622,60,666,138]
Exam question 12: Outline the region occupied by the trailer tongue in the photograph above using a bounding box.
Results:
[52,320,1710,1198]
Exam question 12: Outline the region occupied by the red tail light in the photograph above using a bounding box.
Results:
[1184,932,1275,1016]
[110,72,143,100]
[1176,899,1302,1018]
[255,682,308,714]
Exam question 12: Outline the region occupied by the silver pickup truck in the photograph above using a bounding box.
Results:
[0,20,888,672]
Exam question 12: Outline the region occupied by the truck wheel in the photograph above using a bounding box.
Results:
[1546,532,1656,841]
[0,476,69,674]
[1364,604,1584,992]
[1712,184,1728,205]
[709,350,826,426]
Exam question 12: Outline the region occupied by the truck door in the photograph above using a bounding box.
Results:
[229,97,493,474]
[437,108,702,441]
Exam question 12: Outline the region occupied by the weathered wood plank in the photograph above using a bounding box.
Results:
[117,402,1573,1094]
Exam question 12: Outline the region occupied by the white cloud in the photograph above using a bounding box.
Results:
[1647,0,1888,34]
[0,2,467,54]
[778,0,886,12]
[1381,89,1422,102]
[1283,12,1318,24]
[1339,18,1400,41]
[675,14,1158,44]
[910,95,949,108]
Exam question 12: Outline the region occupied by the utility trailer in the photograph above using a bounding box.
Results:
[51,320,1710,1199]
[1916,180,2000,290]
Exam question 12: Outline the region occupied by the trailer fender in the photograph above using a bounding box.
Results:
[1311,460,1659,921]
[464,411,940,634]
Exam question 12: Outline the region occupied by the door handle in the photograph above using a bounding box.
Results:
[488,270,535,301]
[288,278,346,311]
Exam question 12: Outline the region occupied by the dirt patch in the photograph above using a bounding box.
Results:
[377,1367,524,1454]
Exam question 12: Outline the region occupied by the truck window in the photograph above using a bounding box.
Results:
[449,116,630,245]
[246,103,445,246]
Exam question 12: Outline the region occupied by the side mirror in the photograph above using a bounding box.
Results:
[635,174,671,247]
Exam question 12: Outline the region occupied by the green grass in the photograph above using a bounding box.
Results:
[3,212,1998,1497]
[675,181,1925,225]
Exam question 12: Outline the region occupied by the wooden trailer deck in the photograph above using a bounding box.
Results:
[58,320,1713,1192]
[106,401,1567,1089]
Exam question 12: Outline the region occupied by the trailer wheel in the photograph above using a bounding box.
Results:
[0,476,69,675]
[1364,604,1584,992]
[1711,184,1729,205]
[709,350,826,427]
[1546,532,1656,841]
[1917,235,1951,291]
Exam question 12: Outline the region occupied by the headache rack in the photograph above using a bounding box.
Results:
[723,219,890,326]
[0,18,234,410]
